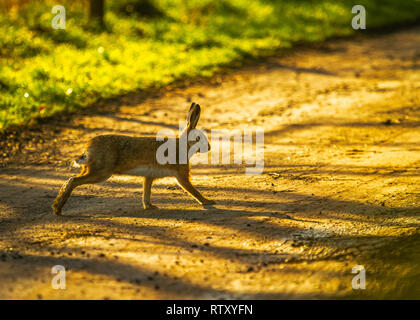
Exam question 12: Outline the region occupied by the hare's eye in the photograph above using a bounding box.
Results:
[196,136,200,141]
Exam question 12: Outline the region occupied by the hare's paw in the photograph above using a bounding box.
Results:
[143,204,158,210]
[52,203,62,216]
[202,199,216,205]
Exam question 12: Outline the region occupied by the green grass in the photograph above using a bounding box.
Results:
[1,0,420,131]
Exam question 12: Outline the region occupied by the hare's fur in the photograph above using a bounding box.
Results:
[52,103,215,215]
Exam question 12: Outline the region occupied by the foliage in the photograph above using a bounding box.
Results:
[1,0,419,130]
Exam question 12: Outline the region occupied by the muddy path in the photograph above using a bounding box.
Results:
[0,27,419,299]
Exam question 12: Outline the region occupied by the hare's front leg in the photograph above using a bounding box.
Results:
[143,176,157,210]
[176,174,215,206]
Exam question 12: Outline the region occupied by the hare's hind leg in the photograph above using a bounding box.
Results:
[176,174,215,206]
[143,176,157,210]
[52,168,111,215]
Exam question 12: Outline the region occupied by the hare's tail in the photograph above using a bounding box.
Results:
[72,153,88,168]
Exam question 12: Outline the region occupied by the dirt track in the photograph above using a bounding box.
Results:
[0,27,419,299]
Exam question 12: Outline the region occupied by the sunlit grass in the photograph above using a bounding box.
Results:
[1,0,419,131]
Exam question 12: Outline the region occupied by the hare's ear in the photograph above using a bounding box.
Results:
[186,102,196,123]
[187,102,201,130]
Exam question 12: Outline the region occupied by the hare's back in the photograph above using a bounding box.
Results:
[90,135,174,175]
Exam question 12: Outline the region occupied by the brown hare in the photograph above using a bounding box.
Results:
[52,103,215,215]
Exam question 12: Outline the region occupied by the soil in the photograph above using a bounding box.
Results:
[0,27,419,299]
